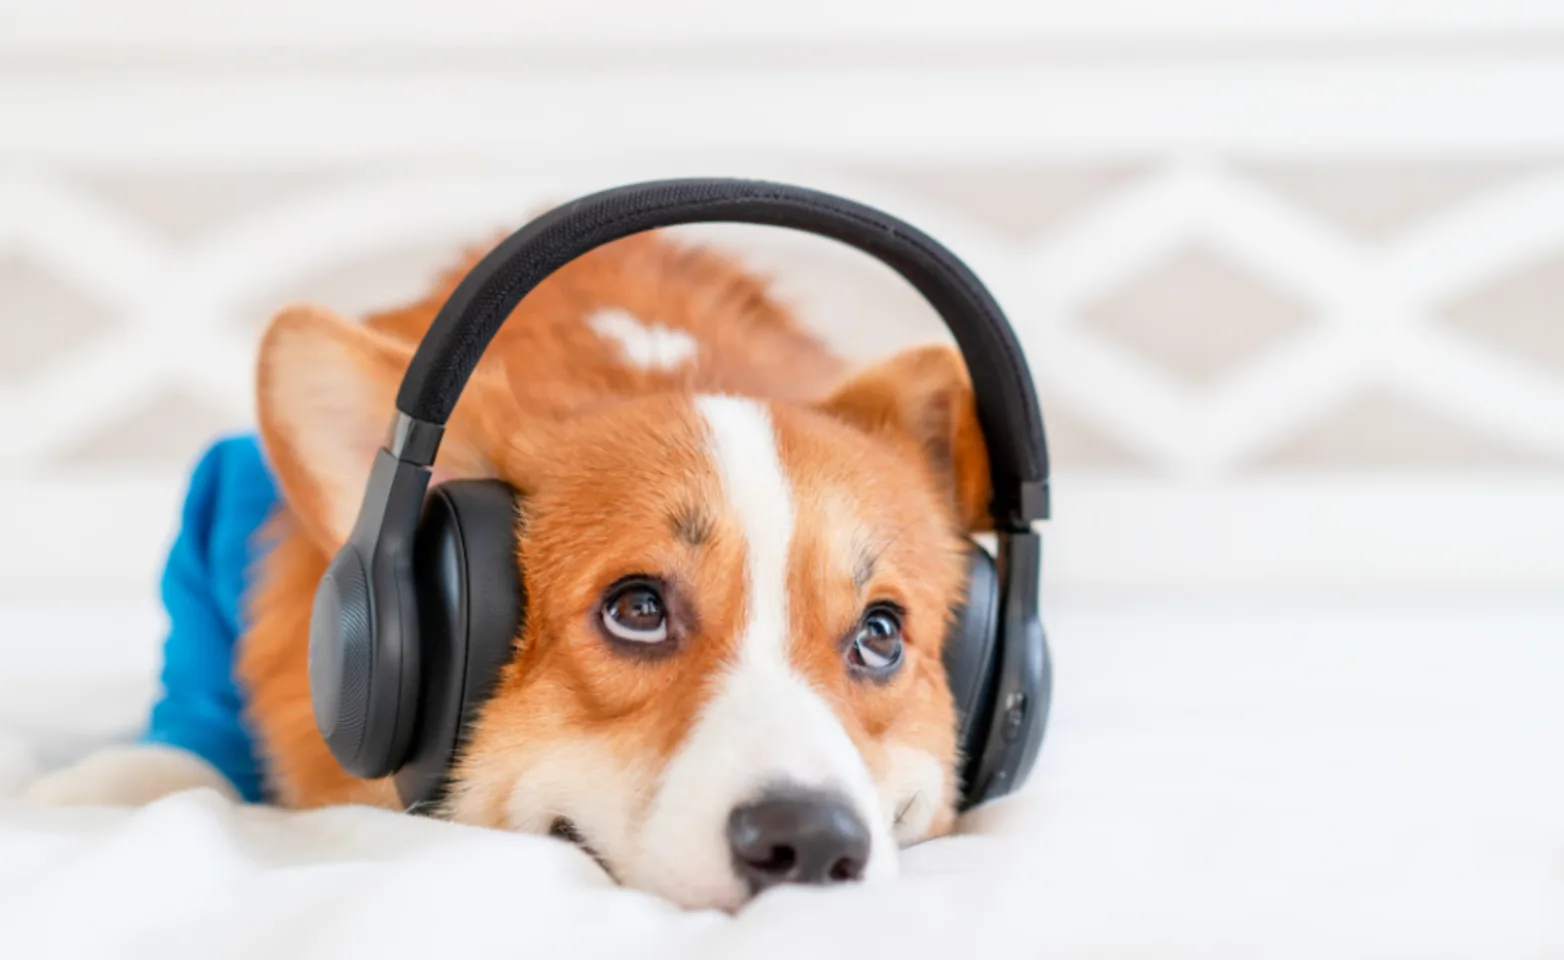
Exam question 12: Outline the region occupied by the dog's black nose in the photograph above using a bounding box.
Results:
[727,789,871,893]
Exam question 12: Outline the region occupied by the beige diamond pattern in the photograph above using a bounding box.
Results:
[54,387,246,470]
[1,161,1563,479]
[1248,388,1543,469]
[1440,254,1564,377]
[231,240,470,335]
[863,163,1151,245]
[74,170,344,247]
[0,254,115,386]
[1080,245,1314,387]
[1239,161,1542,241]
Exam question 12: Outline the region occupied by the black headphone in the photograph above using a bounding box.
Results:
[308,178,1053,813]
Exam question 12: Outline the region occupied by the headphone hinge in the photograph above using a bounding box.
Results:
[994,479,1051,531]
[389,413,445,466]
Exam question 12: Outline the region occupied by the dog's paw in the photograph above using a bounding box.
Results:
[24,744,239,807]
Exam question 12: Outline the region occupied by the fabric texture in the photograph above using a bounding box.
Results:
[142,435,278,803]
[3,599,1559,956]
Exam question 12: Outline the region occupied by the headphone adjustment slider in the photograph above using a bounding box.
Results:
[389,413,445,466]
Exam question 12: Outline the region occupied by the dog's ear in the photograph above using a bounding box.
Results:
[256,304,503,552]
[820,345,992,531]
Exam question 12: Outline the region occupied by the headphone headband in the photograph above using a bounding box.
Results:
[392,178,1049,528]
[314,177,1053,807]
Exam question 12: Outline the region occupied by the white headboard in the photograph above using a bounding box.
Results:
[3,0,1562,602]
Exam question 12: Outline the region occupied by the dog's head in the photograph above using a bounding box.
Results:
[256,282,990,910]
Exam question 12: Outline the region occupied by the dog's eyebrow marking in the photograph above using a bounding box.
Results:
[851,539,881,590]
[588,307,697,371]
[668,502,714,547]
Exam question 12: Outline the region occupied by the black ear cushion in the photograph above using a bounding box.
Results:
[943,540,1001,801]
[393,480,524,810]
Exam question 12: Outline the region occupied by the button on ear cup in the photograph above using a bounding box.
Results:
[310,549,373,763]
[942,541,1001,808]
[958,531,1049,808]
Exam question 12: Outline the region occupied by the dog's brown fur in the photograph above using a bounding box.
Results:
[237,229,991,907]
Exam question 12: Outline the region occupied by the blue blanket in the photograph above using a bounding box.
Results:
[142,435,278,802]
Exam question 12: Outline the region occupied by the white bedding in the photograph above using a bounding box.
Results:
[1,600,1560,959]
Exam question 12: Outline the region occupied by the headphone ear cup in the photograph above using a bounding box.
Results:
[392,479,524,810]
[943,540,1001,806]
[309,546,375,770]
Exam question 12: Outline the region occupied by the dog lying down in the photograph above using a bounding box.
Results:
[28,229,996,912]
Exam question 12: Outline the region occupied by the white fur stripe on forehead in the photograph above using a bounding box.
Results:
[693,395,794,665]
[636,396,894,905]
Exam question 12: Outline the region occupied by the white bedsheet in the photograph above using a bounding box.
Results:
[1,600,1560,959]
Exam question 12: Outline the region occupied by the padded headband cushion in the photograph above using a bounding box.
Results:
[393,179,1050,527]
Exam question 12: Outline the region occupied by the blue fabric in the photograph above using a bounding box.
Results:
[142,434,279,803]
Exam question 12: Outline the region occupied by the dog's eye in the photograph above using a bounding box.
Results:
[848,605,904,675]
[601,581,668,644]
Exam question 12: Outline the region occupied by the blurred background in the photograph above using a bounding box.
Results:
[3,1,1562,602]
[0,1,1560,943]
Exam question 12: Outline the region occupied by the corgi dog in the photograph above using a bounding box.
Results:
[29,229,993,911]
